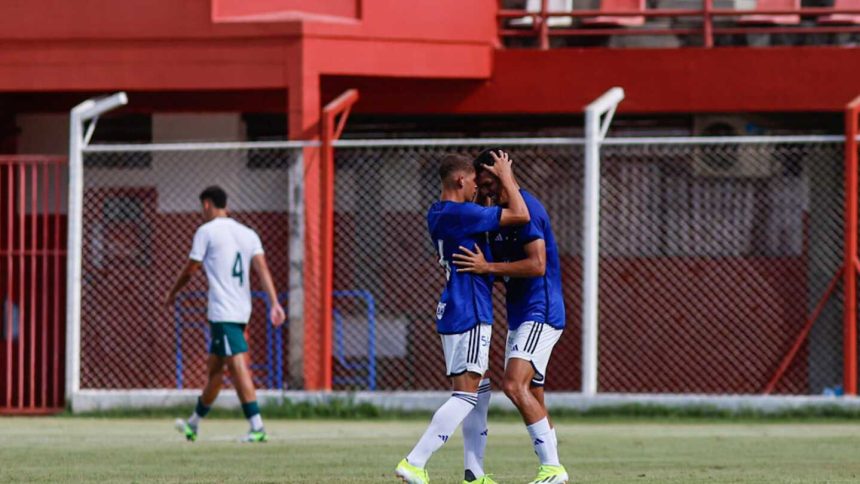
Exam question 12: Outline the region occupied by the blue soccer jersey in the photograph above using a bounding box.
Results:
[427,201,502,334]
[491,190,565,330]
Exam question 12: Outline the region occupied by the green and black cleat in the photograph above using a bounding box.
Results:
[174,419,198,442]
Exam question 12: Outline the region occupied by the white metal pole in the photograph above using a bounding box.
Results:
[66,102,86,403]
[581,87,624,397]
[287,150,306,391]
[65,93,127,409]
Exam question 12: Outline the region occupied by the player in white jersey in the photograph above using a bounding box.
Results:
[166,186,285,443]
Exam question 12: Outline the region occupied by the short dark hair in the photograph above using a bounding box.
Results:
[199,185,228,208]
[438,154,474,183]
[473,147,503,175]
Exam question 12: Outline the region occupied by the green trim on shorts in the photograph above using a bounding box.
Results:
[208,321,249,357]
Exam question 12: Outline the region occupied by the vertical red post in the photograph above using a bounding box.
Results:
[4,163,11,408]
[17,164,25,408]
[52,161,62,407]
[844,96,860,396]
[539,0,549,50]
[288,56,327,390]
[29,163,37,408]
[703,0,713,48]
[41,163,48,408]
[321,89,359,391]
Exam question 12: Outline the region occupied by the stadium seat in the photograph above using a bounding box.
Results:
[737,0,801,25]
[509,0,574,28]
[582,0,647,27]
[818,0,860,25]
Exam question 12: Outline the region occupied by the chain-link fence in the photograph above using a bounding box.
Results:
[333,142,583,392]
[598,140,843,394]
[78,145,303,391]
[332,138,847,395]
[74,137,849,396]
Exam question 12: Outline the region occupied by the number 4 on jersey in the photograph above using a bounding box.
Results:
[232,252,244,286]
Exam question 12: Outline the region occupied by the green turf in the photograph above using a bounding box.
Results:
[2,418,860,483]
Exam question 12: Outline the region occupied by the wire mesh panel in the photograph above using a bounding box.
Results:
[598,141,844,394]
[333,138,846,395]
[74,136,850,397]
[78,146,300,391]
[333,143,585,391]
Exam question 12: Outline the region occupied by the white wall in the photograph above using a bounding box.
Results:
[84,113,293,213]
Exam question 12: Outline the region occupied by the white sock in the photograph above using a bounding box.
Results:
[406,392,477,468]
[188,412,201,429]
[527,417,560,466]
[249,414,264,431]
[462,379,491,479]
[551,426,558,447]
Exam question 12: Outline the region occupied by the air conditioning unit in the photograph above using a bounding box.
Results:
[692,115,777,178]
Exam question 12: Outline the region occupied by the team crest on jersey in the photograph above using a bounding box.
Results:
[436,302,446,320]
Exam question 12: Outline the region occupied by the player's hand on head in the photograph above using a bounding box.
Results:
[270,303,286,328]
[452,243,489,274]
[483,150,513,179]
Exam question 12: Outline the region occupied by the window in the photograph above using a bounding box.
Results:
[243,113,296,169]
[85,114,153,168]
[89,188,155,269]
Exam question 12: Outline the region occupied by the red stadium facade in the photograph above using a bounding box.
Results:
[3,0,860,413]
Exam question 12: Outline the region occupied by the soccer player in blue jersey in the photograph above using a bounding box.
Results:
[452,150,569,484]
[395,151,530,484]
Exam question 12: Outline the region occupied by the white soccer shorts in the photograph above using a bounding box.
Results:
[504,321,563,386]
[440,323,492,377]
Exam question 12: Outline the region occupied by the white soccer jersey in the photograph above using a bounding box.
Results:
[188,217,264,323]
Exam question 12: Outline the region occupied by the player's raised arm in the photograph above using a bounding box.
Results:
[164,260,202,310]
[251,254,286,327]
[481,150,529,227]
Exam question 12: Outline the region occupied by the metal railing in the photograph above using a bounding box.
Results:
[498,0,860,48]
[173,291,287,390]
[1,156,67,415]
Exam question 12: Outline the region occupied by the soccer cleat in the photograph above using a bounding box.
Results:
[462,474,498,484]
[527,464,569,483]
[395,458,429,484]
[174,419,197,442]
[240,429,268,443]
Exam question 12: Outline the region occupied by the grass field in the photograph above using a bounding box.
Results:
[2,417,860,483]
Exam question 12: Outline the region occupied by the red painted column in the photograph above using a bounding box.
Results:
[287,40,330,390]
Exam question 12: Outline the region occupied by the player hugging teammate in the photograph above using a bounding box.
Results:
[396,149,569,484]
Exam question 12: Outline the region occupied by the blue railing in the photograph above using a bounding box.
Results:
[173,291,286,389]
[332,290,377,391]
[174,289,377,391]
